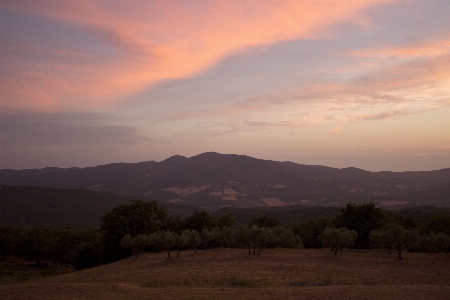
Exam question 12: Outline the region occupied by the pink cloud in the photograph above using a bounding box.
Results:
[1,0,397,112]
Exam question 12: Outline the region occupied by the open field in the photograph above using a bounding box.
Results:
[1,248,450,300]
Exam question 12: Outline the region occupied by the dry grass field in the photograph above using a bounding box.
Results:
[1,248,450,300]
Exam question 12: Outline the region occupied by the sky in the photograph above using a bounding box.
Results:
[1,0,449,171]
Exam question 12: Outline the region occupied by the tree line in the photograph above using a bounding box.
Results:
[1,201,449,270]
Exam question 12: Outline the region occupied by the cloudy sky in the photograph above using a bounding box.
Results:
[1,0,449,171]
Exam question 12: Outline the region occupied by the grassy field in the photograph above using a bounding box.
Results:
[1,248,449,299]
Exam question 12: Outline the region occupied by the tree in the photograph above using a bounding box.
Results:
[184,211,217,232]
[250,216,279,228]
[120,234,148,258]
[200,228,215,252]
[234,225,252,255]
[221,226,235,248]
[248,225,273,255]
[174,231,190,258]
[186,230,202,253]
[148,231,176,259]
[0,227,16,260]
[372,226,420,260]
[71,242,101,270]
[422,215,450,236]
[319,227,357,255]
[369,229,396,254]
[16,228,54,267]
[100,200,168,262]
[333,202,384,248]
[271,226,302,249]
[423,232,450,256]
[291,218,331,248]
[216,213,235,229]
[212,226,225,248]
[391,226,420,260]
[50,227,79,266]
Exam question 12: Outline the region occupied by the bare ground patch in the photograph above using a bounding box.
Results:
[164,185,210,197]
[260,198,288,206]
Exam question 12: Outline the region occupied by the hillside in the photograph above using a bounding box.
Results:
[0,186,203,229]
[0,186,137,229]
[1,248,450,300]
[1,152,449,211]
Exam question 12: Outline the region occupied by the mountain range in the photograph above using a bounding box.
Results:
[1,152,449,211]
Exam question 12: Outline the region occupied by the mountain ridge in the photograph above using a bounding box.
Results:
[1,152,449,210]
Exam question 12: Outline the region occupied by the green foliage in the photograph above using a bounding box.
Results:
[420,232,450,256]
[183,211,217,232]
[271,226,303,249]
[214,206,341,227]
[216,213,235,228]
[148,231,176,259]
[290,218,332,248]
[0,186,138,229]
[370,226,420,260]
[100,200,168,262]
[390,226,421,260]
[421,215,450,235]
[15,228,53,266]
[212,226,234,248]
[234,225,251,254]
[71,242,101,270]
[247,225,272,255]
[185,229,202,253]
[50,228,79,266]
[333,203,384,248]
[200,228,216,252]
[319,227,358,255]
[393,206,450,229]
[174,231,190,258]
[250,216,280,228]
[369,229,396,254]
[0,227,17,260]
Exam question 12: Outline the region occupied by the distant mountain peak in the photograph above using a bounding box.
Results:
[161,155,188,163]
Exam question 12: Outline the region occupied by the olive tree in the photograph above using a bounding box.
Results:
[272,226,303,249]
[174,231,190,258]
[369,229,396,254]
[319,227,357,255]
[200,228,215,252]
[101,200,168,262]
[148,231,176,259]
[422,232,450,256]
[370,226,420,260]
[248,225,273,255]
[120,234,148,258]
[186,230,202,253]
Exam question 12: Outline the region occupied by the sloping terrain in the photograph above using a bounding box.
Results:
[0,186,201,229]
[1,248,449,300]
[0,186,136,229]
[1,152,449,210]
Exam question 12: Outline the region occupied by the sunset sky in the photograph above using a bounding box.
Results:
[1,0,449,171]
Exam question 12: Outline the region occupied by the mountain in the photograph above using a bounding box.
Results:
[1,152,450,211]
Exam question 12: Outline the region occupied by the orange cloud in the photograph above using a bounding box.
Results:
[1,0,397,112]
[331,127,342,134]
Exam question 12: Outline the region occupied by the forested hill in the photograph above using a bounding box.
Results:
[1,152,450,210]
[2,185,450,230]
[0,186,135,229]
[0,186,203,229]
